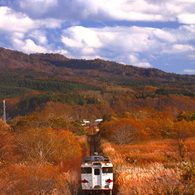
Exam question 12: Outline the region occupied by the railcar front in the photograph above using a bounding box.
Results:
[81,153,113,195]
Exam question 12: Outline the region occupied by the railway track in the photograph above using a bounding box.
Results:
[82,132,118,195]
[87,131,101,155]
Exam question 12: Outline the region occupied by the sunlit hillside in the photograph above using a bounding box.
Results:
[0,48,195,194]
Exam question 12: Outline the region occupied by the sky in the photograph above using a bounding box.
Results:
[0,0,195,75]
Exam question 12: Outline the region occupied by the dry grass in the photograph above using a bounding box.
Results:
[0,164,80,195]
[116,163,182,195]
[101,138,195,195]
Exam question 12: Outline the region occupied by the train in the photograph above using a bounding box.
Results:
[81,152,113,195]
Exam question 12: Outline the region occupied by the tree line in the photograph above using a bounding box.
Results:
[0,78,100,99]
[18,93,99,115]
[155,88,195,97]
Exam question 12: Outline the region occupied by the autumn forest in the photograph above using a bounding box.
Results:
[0,47,195,194]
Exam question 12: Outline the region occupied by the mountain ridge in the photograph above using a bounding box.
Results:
[0,47,195,83]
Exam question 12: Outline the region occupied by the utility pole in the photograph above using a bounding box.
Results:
[3,100,6,123]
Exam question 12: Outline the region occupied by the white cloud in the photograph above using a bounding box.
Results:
[177,14,195,24]
[0,7,37,33]
[82,47,96,54]
[104,0,166,21]
[62,26,102,48]
[61,24,194,58]
[62,36,83,48]
[0,6,64,54]
[0,6,62,41]
[135,62,152,68]
[51,49,69,55]
[95,26,159,53]
[37,18,63,28]
[184,69,195,74]
[18,0,58,17]
[61,26,103,56]
[163,44,195,54]
[129,54,139,64]
[152,29,177,43]
[29,30,48,45]
[4,0,195,24]
[188,55,195,60]
[22,39,47,53]
[129,54,152,68]
[77,0,195,24]
[176,0,195,2]
[58,24,195,69]
[80,55,102,60]
[12,38,48,53]
[1,0,195,73]
[12,32,25,39]
[21,39,48,53]
[173,44,194,52]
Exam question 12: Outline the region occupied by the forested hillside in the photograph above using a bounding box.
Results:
[0,48,195,194]
[1,47,195,85]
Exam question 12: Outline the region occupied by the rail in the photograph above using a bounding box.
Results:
[87,131,101,156]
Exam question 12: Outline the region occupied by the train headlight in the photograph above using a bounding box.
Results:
[102,162,110,166]
[84,162,91,166]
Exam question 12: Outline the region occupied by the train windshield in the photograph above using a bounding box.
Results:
[102,167,113,173]
[81,167,92,174]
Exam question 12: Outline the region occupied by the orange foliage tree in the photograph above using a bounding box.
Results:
[170,120,195,161]
[100,118,142,145]
[16,127,82,165]
[11,102,85,135]
[0,119,17,164]
[0,116,84,194]
[141,119,162,140]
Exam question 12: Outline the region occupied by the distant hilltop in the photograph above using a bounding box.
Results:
[0,47,195,83]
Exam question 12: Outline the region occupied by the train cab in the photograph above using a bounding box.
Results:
[81,153,113,195]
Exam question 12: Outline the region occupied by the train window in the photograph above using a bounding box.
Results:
[94,157,99,161]
[93,163,101,165]
[102,167,113,173]
[94,169,100,175]
[104,157,110,162]
[81,167,92,174]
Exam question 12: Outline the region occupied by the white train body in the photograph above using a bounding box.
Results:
[81,153,113,195]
